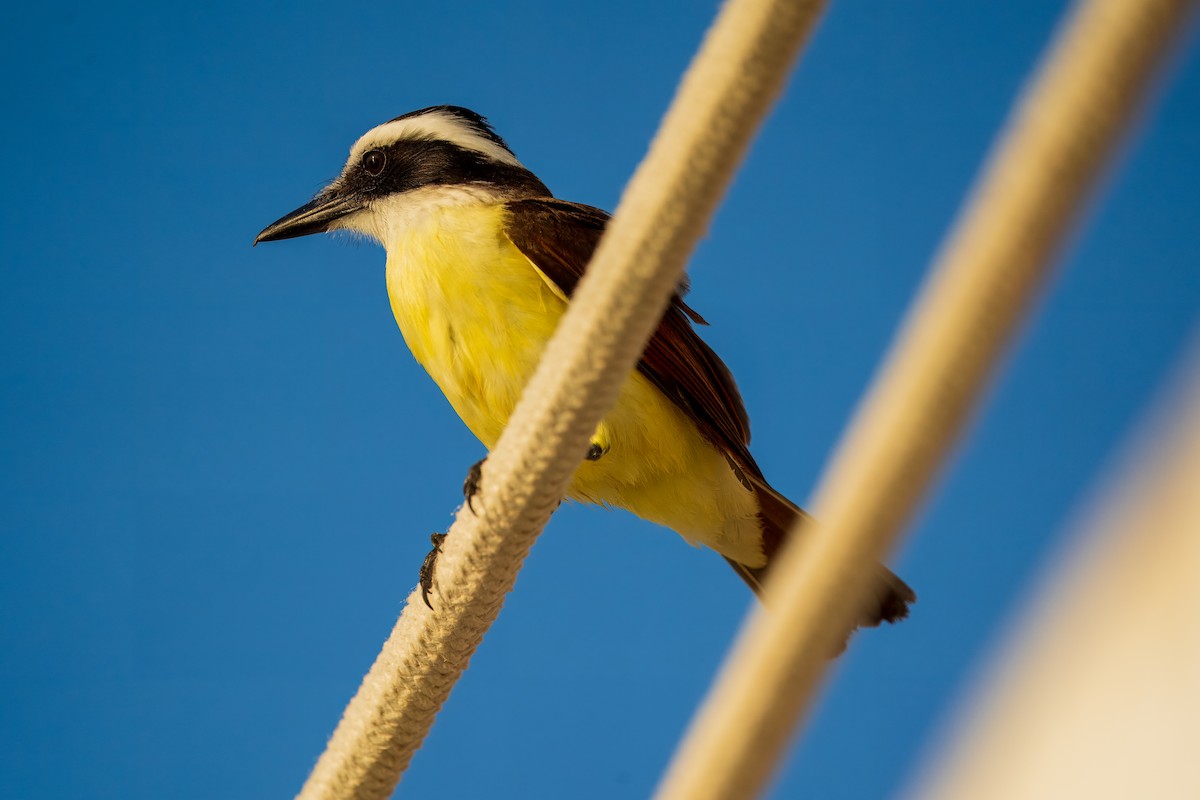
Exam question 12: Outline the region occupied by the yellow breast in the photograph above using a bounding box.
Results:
[384,200,566,448]
[382,196,765,566]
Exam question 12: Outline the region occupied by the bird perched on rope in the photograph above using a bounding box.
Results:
[256,105,914,637]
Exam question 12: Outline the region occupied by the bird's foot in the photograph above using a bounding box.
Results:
[463,458,485,514]
[419,532,447,609]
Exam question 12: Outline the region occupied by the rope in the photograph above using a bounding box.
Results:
[653,1,1197,799]
[912,340,1200,799]
[295,1,827,797]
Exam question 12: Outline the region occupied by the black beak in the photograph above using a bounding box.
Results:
[254,189,364,245]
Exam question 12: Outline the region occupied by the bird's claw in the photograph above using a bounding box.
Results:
[463,458,485,514]
[419,532,447,609]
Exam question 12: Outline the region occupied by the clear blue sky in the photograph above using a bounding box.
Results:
[2,2,1197,798]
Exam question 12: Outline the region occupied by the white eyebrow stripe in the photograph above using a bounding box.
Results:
[347,111,524,169]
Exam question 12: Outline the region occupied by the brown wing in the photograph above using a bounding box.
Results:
[504,199,918,624]
[502,197,761,479]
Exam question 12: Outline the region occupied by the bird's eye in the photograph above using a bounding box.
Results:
[363,149,386,176]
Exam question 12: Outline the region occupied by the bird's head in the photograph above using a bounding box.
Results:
[254,105,548,245]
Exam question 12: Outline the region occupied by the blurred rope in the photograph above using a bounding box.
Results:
[294,1,828,798]
[654,1,1197,799]
[910,335,1200,800]
[907,338,1200,796]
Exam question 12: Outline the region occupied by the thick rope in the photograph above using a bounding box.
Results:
[295,1,826,798]
[911,342,1200,799]
[654,1,1196,799]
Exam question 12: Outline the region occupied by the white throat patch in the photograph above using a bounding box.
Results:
[336,184,501,246]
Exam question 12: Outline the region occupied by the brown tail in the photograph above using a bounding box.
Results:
[727,477,916,641]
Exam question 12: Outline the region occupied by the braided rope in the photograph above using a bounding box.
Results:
[295,1,827,797]
[654,1,1197,798]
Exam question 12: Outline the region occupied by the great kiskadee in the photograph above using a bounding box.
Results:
[256,105,914,634]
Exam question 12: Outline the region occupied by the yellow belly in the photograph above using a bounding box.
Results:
[383,201,764,566]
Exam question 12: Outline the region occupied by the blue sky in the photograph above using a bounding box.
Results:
[2,2,1197,798]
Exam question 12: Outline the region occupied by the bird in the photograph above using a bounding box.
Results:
[255,105,914,637]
